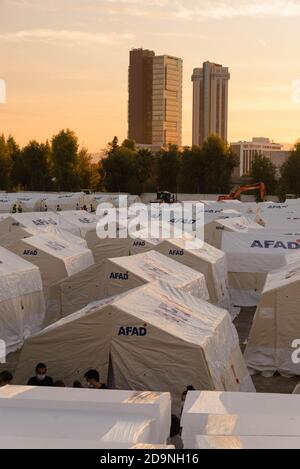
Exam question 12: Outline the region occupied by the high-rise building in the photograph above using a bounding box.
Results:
[128,48,155,145]
[192,61,230,146]
[128,49,183,148]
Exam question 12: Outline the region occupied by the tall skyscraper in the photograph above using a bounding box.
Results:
[128,49,183,148]
[192,61,230,146]
[128,48,154,145]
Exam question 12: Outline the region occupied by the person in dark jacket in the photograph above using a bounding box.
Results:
[27,363,54,387]
[84,369,107,389]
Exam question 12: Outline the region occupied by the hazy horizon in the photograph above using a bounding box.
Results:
[1,0,300,153]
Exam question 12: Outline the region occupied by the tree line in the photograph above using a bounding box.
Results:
[0,129,101,192]
[1,128,300,198]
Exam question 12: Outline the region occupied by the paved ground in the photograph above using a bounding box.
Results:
[234,307,299,394]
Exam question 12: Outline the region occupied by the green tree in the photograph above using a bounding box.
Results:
[76,147,93,189]
[249,153,278,195]
[180,146,205,193]
[201,135,238,193]
[157,145,181,193]
[101,140,136,193]
[21,141,52,191]
[7,136,23,189]
[0,135,12,190]
[51,129,80,191]
[134,148,155,193]
[281,142,300,196]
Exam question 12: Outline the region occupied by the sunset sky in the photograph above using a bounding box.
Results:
[0,0,300,153]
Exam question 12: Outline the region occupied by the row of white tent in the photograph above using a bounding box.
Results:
[0,192,141,213]
[2,198,300,388]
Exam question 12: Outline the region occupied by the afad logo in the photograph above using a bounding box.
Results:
[168,249,184,256]
[23,249,38,256]
[133,241,146,247]
[110,271,129,280]
[250,240,300,249]
[118,325,148,337]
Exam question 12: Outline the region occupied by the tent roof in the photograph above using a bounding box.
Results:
[109,250,207,289]
[263,261,300,293]
[161,238,224,264]
[11,212,59,230]
[35,281,229,347]
[0,246,42,299]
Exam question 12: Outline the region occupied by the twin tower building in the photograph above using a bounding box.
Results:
[128,48,230,149]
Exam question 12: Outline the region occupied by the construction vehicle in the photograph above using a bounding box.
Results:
[152,191,178,204]
[218,182,266,202]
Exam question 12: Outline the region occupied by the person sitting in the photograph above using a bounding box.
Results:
[84,369,107,389]
[0,370,13,387]
[54,380,66,387]
[73,380,83,388]
[27,363,54,387]
[56,204,62,212]
[12,204,17,214]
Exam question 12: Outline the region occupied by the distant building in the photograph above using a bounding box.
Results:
[128,49,183,148]
[231,138,284,177]
[192,62,230,146]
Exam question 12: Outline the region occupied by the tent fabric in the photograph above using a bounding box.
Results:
[155,238,231,313]
[103,250,209,300]
[244,261,300,377]
[0,386,171,448]
[57,210,99,245]
[14,281,254,413]
[195,435,300,450]
[41,193,85,211]
[7,233,94,291]
[0,246,45,353]
[181,390,300,448]
[221,230,300,307]
[205,215,263,248]
[0,226,87,249]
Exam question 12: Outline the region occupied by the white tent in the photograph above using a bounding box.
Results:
[9,211,60,232]
[0,214,20,236]
[14,281,254,412]
[221,230,300,306]
[41,193,85,211]
[103,250,209,300]
[244,261,300,377]
[0,386,171,448]
[155,237,231,313]
[57,210,99,246]
[0,197,15,213]
[0,246,45,353]
[14,194,45,212]
[181,390,300,449]
[205,215,263,248]
[0,225,87,249]
[7,233,94,292]
[196,435,300,449]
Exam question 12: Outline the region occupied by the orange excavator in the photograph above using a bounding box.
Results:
[218,182,266,202]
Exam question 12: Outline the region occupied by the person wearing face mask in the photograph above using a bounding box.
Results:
[84,369,107,389]
[27,363,54,387]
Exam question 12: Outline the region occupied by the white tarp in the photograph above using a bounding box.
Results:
[7,233,94,291]
[244,260,300,377]
[205,215,263,248]
[155,238,231,313]
[103,250,209,300]
[0,386,171,448]
[195,435,300,449]
[181,390,300,449]
[14,281,254,412]
[57,210,99,246]
[221,230,300,306]
[0,246,45,353]
[41,193,85,211]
